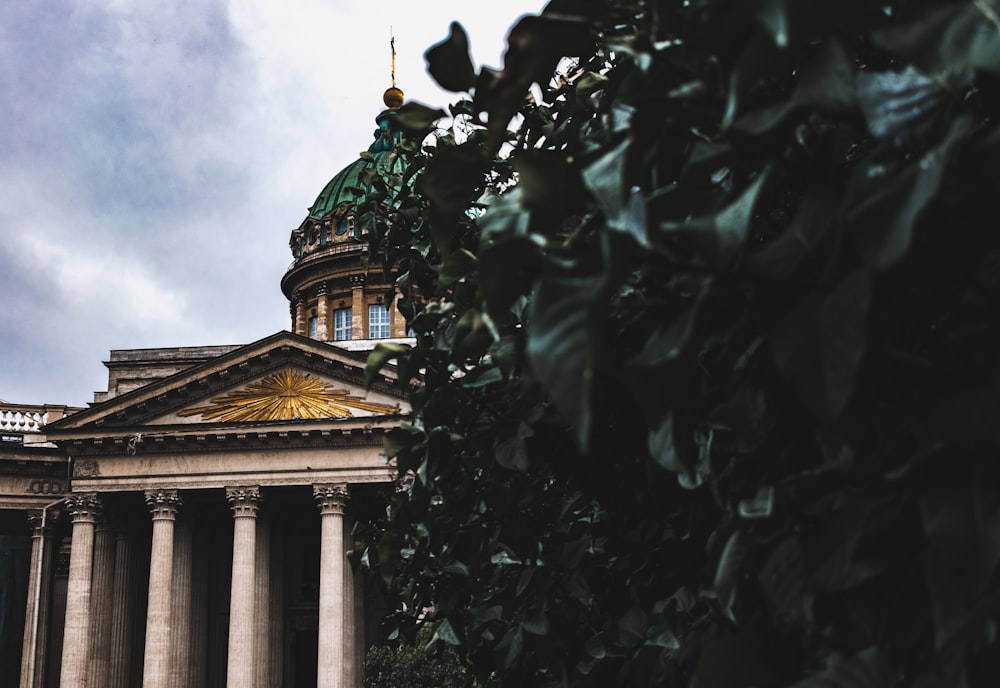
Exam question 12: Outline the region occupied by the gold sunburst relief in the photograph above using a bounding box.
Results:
[177,369,399,422]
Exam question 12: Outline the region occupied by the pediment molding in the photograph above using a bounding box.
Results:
[44,331,407,436]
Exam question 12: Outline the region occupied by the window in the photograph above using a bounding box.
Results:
[307,315,318,339]
[369,304,390,339]
[333,307,352,341]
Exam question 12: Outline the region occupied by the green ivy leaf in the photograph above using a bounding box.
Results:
[432,618,463,646]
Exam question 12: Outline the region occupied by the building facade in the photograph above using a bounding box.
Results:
[0,89,413,688]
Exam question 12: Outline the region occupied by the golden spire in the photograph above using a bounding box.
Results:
[383,31,404,109]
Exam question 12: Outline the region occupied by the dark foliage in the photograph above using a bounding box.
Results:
[364,625,472,688]
[358,1,1000,685]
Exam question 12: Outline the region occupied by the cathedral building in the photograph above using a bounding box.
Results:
[0,84,413,688]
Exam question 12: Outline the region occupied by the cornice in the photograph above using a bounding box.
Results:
[59,418,403,456]
[41,332,405,434]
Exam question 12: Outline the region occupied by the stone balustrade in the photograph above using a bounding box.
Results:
[0,404,79,434]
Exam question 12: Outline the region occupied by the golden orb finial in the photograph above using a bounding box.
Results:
[383,33,404,110]
[383,86,405,109]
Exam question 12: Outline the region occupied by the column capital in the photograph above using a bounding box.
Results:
[65,493,102,524]
[313,483,349,515]
[226,486,262,518]
[27,508,61,536]
[350,274,366,288]
[316,281,329,296]
[144,489,182,520]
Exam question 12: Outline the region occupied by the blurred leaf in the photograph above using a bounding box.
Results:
[757,537,806,621]
[630,281,709,369]
[425,22,476,92]
[575,71,609,100]
[582,140,649,247]
[920,472,1000,650]
[461,365,503,389]
[618,607,649,648]
[850,115,974,269]
[714,530,753,621]
[482,14,594,152]
[648,411,686,475]
[744,185,836,278]
[521,606,550,636]
[494,422,533,471]
[771,270,871,423]
[754,0,791,48]
[389,102,448,135]
[724,30,782,128]
[527,275,608,449]
[736,39,858,134]
[789,647,895,688]
[366,342,412,387]
[657,172,769,269]
[479,235,541,315]
[438,248,478,287]
[856,67,952,143]
[383,425,425,460]
[874,4,1000,77]
[514,149,587,216]
[432,618,463,646]
[690,633,769,688]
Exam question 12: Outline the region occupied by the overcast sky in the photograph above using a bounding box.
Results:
[0,0,546,407]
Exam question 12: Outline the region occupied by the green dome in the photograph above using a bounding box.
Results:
[307,111,402,219]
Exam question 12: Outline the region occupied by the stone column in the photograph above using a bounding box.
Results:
[316,283,330,340]
[293,292,307,336]
[354,556,366,687]
[389,293,406,338]
[59,493,102,688]
[350,276,365,340]
[189,526,209,688]
[343,516,357,688]
[108,529,135,688]
[268,529,285,688]
[87,517,116,687]
[253,515,271,688]
[226,486,262,687]
[19,509,59,688]
[168,521,193,688]
[314,483,349,688]
[142,489,181,688]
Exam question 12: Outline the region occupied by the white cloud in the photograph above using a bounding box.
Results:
[0,0,546,405]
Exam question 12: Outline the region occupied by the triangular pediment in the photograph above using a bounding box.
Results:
[160,368,401,425]
[43,331,408,438]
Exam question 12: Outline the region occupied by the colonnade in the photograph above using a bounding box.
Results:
[18,483,361,688]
